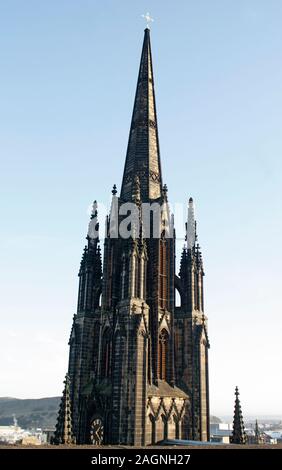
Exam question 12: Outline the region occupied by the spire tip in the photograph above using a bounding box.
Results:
[142,12,154,30]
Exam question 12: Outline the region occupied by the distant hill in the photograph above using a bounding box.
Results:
[0,397,17,402]
[0,396,221,430]
[210,415,222,424]
[0,397,60,429]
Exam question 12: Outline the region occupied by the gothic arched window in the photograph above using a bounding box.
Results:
[158,329,169,381]
[101,329,112,379]
[159,237,167,309]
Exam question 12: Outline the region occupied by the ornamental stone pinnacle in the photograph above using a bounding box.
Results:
[53,374,75,445]
[230,386,247,444]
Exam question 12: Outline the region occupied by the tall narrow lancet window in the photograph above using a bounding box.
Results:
[134,255,139,298]
[158,329,168,380]
[101,329,112,379]
[159,236,167,309]
[194,271,199,310]
[121,254,126,299]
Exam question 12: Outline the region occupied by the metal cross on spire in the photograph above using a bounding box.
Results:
[142,12,154,29]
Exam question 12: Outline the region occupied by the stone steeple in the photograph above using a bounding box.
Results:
[62,27,210,446]
[121,28,162,202]
[230,386,247,444]
[53,374,75,444]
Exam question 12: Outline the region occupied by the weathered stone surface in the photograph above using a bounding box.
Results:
[55,28,210,446]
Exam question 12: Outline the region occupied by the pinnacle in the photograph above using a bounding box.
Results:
[230,386,247,444]
[53,374,75,445]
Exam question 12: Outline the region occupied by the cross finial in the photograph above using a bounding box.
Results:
[142,12,154,29]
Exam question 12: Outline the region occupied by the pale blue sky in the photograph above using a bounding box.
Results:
[0,0,282,417]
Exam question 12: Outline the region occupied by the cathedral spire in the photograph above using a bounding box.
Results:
[230,386,247,444]
[121,28,162,202]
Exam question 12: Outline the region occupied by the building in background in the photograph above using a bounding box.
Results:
[210,423,232,444]
[0,415,42,445]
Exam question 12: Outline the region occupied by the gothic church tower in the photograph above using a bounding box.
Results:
[57,28,210,446]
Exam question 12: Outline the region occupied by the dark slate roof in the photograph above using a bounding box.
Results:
[148,380,188,399]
